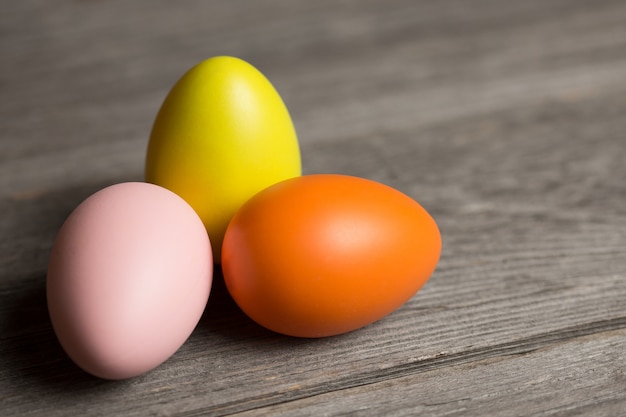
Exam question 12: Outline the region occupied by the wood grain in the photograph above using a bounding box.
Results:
[233,329,626,417]
[2,0,626,416]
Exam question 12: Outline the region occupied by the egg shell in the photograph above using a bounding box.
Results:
[47,182,213,379]
[145,56,301,261]
[222,174,442,338]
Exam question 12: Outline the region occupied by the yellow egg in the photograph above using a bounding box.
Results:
[145,56,302,260]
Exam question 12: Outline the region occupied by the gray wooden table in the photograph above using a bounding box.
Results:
[2,1,626,415]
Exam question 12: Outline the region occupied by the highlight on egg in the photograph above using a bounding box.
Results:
[145,56,302,261]
[221,174,442,338]
[47,182,213,379]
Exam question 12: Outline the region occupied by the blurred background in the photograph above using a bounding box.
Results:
[4,0,625,196]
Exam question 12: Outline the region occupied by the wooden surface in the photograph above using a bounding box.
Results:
[2,0,626,415]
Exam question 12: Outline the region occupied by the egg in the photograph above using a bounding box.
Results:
[47,182,213,379]
[221,174,441,338]
[145,56,302,260]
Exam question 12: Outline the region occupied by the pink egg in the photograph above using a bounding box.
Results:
[47,182,212,379]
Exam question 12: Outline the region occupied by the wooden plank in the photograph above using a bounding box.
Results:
[1,0,626,416]
[232,329,626,417]
[2,98,625,414]
[3,0,626,194]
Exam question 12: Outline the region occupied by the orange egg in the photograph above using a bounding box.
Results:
[221,174,441,337]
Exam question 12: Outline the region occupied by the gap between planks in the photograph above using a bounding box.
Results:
[177,316,626,416]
